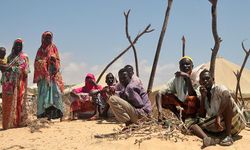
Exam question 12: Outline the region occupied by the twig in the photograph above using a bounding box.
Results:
[96,18,154,83]
[234,40,250,107]
[94,115,190,146]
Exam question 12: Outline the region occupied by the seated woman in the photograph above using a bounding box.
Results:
[70,73,104,120]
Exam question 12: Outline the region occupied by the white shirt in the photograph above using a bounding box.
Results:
[159,76,200,102]
[204,84,232,117]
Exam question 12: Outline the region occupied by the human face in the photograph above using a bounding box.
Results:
[44,34,52,45]
[199,71,213,90]
[125,66,134,78]
[13,42,23,55]
[179,58,193,74]
[106,74,114,86]
[0,47,6,59]
[119,71,130,87]
[85,76,95,85]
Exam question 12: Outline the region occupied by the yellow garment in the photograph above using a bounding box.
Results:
[0,57,7,65]
[180,56,193,62]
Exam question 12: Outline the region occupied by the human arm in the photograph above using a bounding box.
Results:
[198,85,207,118]
[156,91,164,121]
[215,90,232,131]
[175,71,197,96]
[0,64,9,72]
[33,49,49,83]
[126,86,145,108]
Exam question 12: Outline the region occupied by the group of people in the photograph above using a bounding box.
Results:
[156,56,245,147]
[0,31,245,148]
[0,31,64,129]
[69,65,151,128]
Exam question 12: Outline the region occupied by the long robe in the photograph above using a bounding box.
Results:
[1,51,29,129]
[34,31,64,119]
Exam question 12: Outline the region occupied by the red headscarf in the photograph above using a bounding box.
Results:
[15,38,23,44]
[11,38,23,51]
[41,31,53,49]
[83,73,102,93]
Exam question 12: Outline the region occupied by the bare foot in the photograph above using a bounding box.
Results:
[89,115,99,121]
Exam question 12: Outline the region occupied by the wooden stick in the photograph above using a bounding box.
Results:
[124,10,140,77]
[96,25,154,83]
[234,40,250,107]
[147,0,173,93]
[208,0,222,79]
[181,36,186,57]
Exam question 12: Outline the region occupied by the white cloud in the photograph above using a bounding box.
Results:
[26,52,178,90]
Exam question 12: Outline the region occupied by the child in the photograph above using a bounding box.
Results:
[0,47,8,71]
[100,73,117,118]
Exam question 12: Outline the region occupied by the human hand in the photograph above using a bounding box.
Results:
[175,71,189,79]
[199,85,207,98]
[158,112,165,122]
[108,86,115,95]
[215,115,224,131]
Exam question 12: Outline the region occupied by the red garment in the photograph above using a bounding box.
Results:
[2,39,29,129]
[161,94,199,119]
[70,73,103,112]
[33,31,64,92]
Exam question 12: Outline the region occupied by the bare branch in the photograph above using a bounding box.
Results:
[147,0,173,93]
[181,36,186,57]
[235,40,250,107]
[124,9,140,77]
[208,0,217,5]
[208,0,222,79]
[96,23,154,83]
[242,40,250,54]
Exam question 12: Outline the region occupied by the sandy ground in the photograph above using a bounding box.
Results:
[0,117,249,150]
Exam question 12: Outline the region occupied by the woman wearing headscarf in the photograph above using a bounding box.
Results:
[70,73,103,120]
[1,38,30,129]
[34,31,64,121]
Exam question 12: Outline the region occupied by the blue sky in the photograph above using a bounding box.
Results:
[0,0,250,88]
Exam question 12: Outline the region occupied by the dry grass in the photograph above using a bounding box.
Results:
[26,118,53,133]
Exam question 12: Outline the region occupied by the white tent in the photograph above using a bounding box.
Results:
[192,57,250,100]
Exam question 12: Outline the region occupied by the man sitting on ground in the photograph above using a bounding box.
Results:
[156,56,200,121]
[108,68,152,127]
[189,69,245,147]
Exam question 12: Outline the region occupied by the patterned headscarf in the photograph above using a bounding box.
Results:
[12,38,23,49]
[10,38,23,56]
[41,31,53,49]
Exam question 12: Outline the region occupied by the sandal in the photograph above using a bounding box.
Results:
[203,137,220,148]
[220,135,233,146]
